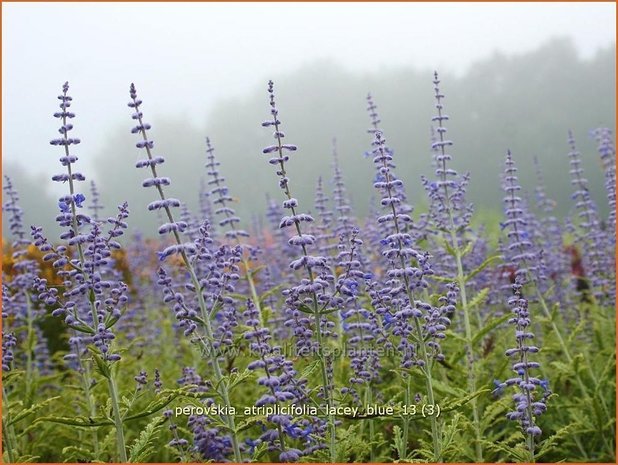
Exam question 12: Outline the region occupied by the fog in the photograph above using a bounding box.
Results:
[2,2,616,237]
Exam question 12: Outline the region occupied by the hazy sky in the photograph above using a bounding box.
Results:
[3,2,616,185]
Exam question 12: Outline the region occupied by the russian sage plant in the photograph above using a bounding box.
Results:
[260,80,338,461]
[128,83,243,461]
[31,82,130,462]
[421,72,483,461]
[1,71,615,464]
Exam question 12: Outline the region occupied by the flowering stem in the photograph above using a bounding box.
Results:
[57,86,125,460]
[376,136,441,461]
[505,161,613,458]
[266,87,337,462]
[432,74,483,460]
[507,176,611,422]
[249,320,287,454]
[131,102,242,462]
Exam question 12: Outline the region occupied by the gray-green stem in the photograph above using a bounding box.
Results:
[2,386,17,463]
[106,375,127,462]
[452,244,483,461]
[75,338,100,458]
[24,295,35,408]
[401,375,411,459]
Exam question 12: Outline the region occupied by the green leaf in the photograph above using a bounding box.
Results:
[319,307,341,316]
[259,284,285,305]
[465,255,501,282]
[125,389,184,421]
[208,301,223,319]
[11,455,40,463]
[66,323,95,335]
[484,439,529,462]
[534,423,576,460]
[88,347,111,379]
[436,413,462,461]
[297,303,315,315]
[128,416,165,462]
[2,370,25,383]
[34,415,113,427]
[440,388,490,414]
[61,446,94,463]
[430,377,468,399]
[448,313,510,365]
[431,275,457,283]
[235,415,267,433]
[460,241,474,257]
[247,264,265,279]
[391,424,406,460]
[299,360,321,379]
[467,287,490,310]
[228,369,254,391]
[333,423,372,462]
[7,396,61,426]
[104,313,121,329]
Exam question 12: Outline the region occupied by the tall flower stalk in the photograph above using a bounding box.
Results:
[499,152,550,459]
[502,149,613,457]
[32,82,128,461]
[261,80,337,462]
[422,72,482,460]
[371,130,445,460]
[127,83,242,461]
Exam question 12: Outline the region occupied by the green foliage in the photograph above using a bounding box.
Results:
[128,416,165,462]
[3,291,614,462]
[333,424,372,462]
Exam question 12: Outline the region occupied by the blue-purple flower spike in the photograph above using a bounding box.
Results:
[89,180,104,222]
[592,127,616,239]
[129,83,194,259]
[567,132,612,303]
[422,71,473,236]
[501,150,544,287]
[205,137,249,240]
[331,139,356,240]
[496,280,549,453]
[262,80,337,461]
